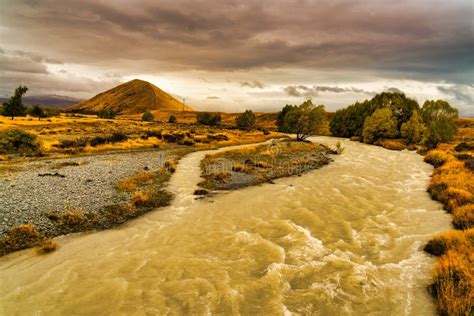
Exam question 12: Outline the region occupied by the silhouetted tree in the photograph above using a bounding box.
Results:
[236,110,256,130]
[2,85,28,120]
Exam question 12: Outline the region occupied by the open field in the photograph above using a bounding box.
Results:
[0,113,281,160]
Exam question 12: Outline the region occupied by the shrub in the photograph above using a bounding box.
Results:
[37,239,59,254]
[362,108,398,143]
[207,134,229,141]
[424,150,452,167]
[89,132,128,147]
[164,159,176,173]
[132,190,172,208]
[142,111,154,122]
[400,111,425,144]
[454,142,474,152]
[452,204,474,229]
[196,112,221,126]
[0,224,42,254]
[97,109,117,119]
[464,159,474,172]
[0,128,42,155]
[55,137,89,149]
[30,105,46,120]
[236,110,257,130]
[379,139,406,151]
[168,115,177,123]
[142,130,162,139]
[179,138,195,146]
[163,133,185,143]
[421,99,458,124]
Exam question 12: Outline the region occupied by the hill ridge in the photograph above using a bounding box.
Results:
[66,79,192,114]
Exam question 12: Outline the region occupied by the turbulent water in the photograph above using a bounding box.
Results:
[0,137,451,315]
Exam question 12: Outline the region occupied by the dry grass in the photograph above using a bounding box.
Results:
[423,122,474,315]
[37,239,59,254]
[378,139,407,151]
[117,172,157,192]
[0,224,43,255]
[428,229,474,315]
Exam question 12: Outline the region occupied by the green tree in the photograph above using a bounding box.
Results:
[276,104,294,133]
[423,119,458,149]
[420,100,458,124]
[168,115,177,123]
[30,105,45,121]
[196,112,221,126]
[281,100,327,141]
[142,111,154,122]
[98,109,117,119]
[400,111,425,144]
[236,110,256,130]
[362,108,398,143]
[2,85,28,120]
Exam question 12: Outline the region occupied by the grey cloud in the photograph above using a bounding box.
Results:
[241,80,264,89]
[207,96,220,99]
[0,55,49,74]
[284,85,374,98]
[0,0,472,82]
[386,87,404,94]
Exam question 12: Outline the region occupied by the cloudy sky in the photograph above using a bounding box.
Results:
[0,0,473,115]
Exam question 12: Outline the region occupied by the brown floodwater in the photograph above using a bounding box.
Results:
[0,137,451,315]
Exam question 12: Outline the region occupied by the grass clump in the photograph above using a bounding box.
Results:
[37,239,59,254]
[131,190,172,209]
[426,229,474,315]
[424,150,453,167]
[378,139,406,151]
[0,128,42,156]
[452,204,474,230]
[0,224,43,255]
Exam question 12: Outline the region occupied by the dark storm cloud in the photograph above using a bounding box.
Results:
[0,0,472,82]
[437,85,474,105]
[284,85,374,98]
[241,81,264,89]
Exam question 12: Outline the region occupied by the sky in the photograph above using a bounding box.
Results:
[0,0,473,115]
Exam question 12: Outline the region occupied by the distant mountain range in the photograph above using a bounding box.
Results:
[0,94,83,108]
[66,79,193,114]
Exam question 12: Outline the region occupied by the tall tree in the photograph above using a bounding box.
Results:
[236,110,257,130]
[30,105,45,121]
[362,108,398,143]
[420,100,458,124]
[2,85,28,120]
[281,100,327,141]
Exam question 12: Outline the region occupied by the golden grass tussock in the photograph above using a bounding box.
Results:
[117,172,156,192]
[0,224,43,255]
[424,150,454,167]
[430,247,474,316]
[37,239,59,254]
[380,139,406,151]
[452,204,474,230]
[164,159,176,173]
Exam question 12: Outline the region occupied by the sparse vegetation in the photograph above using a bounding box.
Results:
[0,224,43,255]
[168,115,177,123]
[37,239,59,254]
[97,109,117,119]
[0,128,42,156]
[196,112,221,126]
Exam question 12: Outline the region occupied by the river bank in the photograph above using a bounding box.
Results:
[0,136,451,315]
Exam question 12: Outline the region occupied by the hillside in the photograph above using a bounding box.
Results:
[66,79,192,114]
[0,95,83,108]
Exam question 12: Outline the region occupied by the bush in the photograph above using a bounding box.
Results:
[236,110,257,130]
[421,100,458,124]
[0,128,42,155]
[142,130,162,139]
[97,109,117,119]
[452,204,474,229]
[379,139,406,151]
[454,142,474,152]
[89,132,128,147]
[163,133,185,143]
[0,224,42,254]
[55,137,89,149]
[168,115,177,123]
[362,108,398,143]
[142,111,154,122]
[400,111,425,144]
[424,150,452,167]
[37,239,59,254]
[196,112,221,126]
[206,134,229,141]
